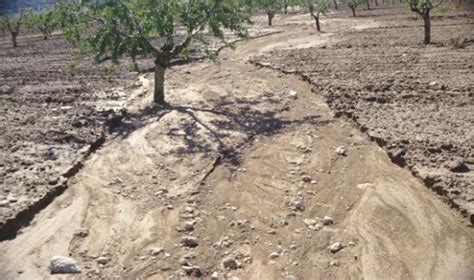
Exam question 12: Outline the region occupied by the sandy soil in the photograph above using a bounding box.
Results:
[1,8,473,280]
[253,5,474,224]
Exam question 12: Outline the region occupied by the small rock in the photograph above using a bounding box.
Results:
[0,200,9,207]
[429,81,438,87]
[222,257,239,270]
[323,216,334,225]
[181,236,199,248]
[303,219,318,226]
[6,195,17,203]
[330,260,340,267]
[288,90,298,99]
[210,271,219,280]
[50,256,81,274]
[445,159,469,173]
[269,252,280,259]
[183,221,195,231]
[96,256,110,265]
[295,199,305,211]
[302,175,312,183]
[335,146,347,156]
[182,265,194,273]
[286,275,298,280]
[149,247,164,256]
[328,242,344,253]
[73,228,89,238]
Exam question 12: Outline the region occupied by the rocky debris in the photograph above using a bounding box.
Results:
[444,159,469,173]
[286,275,298,280]
[288,90,298,99]
[330,260,341,267]
[222,257,239,270]
[181,236,199,248]
[96,256,110,265]
[183,220,196,231]
[269,252,280,259]
[294,198,305,211]
[302,175,312,183]
[73,228,89,238]
[50,256,81,274]
[182,265,202,277]
[335,146,347,156]
[328,242,344,253]
[323,216,334,225]
[0,200,9,207]
[149,247,164,256]
[304,219,323,231]
[210,271,220,279]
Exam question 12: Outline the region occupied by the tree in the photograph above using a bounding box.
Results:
[255,0,282,26]
[61,0,249,104]
[1,10,27,48]
[346,0,363,16]
[303,0,329,32]
[27,10,60,40]
[409,0,443,44]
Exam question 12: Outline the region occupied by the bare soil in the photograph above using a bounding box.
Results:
[253,5,474,224]
[0,6,473,280]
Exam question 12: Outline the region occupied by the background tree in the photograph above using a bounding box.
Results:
[346,0,364,16]
[409,0,443,44]
[1,11,29,47]
[255,0,282,26]
[61,0,249,104]
[302,0,329,32]
[26,9,59,40]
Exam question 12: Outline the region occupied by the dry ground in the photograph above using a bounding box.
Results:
[0,5,473,280]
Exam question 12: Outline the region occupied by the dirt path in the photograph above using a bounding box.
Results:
[1,14,473,280]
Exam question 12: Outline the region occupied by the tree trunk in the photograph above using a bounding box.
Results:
[423,9,431,44]
[154,63,166,103]
[334,0,338,9]
[43,34,48,40]
[267,13,274,26]
[284,5,288,14]
[315,16,321,32]
[11,32,18,48]
[375,0,379,6]
[350,6,357,17]
[366,0,371,10]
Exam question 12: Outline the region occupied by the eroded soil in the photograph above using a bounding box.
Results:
[253,5,474,224]
[0,5,473,280]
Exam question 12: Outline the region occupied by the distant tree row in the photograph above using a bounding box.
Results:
[0,0,462,103]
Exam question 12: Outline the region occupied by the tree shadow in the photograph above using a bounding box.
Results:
[108,97,331,167]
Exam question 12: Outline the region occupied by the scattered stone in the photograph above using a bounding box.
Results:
[302,175,312,183]
[149,247,164,256]
[96,256,110,265]
[210,271,219,280]
[182,265,194,274]
[330,260,340,267]
[0,200,9,207]
[166,204,174,210]
[288,90,298,99]
[303,219,318,226]
[445,159,469,173]
[294,199,305,211]
[347,241,355,247]
[50,256,81,274]
[181,236,199,248]
[323,216,334,225]
[183,221,196,231]
[269,252,280,259]
[286,275,298,280]
[73,228,89,238]
[335,146,347,156]
[328,242,344,253]
[6,195,17,203]
[222,257,239,270]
